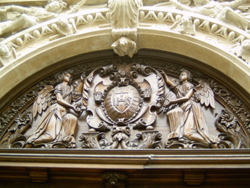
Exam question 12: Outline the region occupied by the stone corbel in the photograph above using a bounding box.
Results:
[108,0,143,58]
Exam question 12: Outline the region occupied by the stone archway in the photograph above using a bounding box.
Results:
[1,0,250,187]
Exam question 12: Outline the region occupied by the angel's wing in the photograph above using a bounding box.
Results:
[195,81,215,109]
[33,85,54,118]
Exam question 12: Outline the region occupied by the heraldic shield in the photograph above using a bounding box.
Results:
[85,63,164,131]
[105,85,141,121]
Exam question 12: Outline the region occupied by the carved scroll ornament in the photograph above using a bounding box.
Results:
[0,59,249,150]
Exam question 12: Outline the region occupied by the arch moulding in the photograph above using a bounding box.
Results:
[1,1,250,187]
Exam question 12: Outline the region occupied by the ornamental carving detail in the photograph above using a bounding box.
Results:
[0,59,249,149]
[2,0,250,65]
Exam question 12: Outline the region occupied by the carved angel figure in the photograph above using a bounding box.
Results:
[160,69,218,146]
[26,72,85,148]
[170,0,250,31]
[0,0,67,37]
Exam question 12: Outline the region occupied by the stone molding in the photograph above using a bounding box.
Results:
[0,1,250,109]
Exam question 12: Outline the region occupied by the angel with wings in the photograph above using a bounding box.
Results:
[160,68,218,146]
[26,72,85,148]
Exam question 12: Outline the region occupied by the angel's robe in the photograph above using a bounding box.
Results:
[27,83,77,145]
[168,82,218,144]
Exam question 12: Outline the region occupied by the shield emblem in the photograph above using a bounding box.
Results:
[104,85,141,121]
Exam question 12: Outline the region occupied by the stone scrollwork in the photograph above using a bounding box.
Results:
[0,59,249,150]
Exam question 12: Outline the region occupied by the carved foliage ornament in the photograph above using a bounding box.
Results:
[0,59,249,149]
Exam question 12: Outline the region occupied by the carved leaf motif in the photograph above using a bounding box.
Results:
[0,111,32,148]
[41,25,54,36]
[93,13,107,23]
[214,27,228,39]
[131,131,162,149]
[75,15,88,25]
[197,20,211,32]
[163,12,175,22]
[143,11,158,21]
[23,33,35,44]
